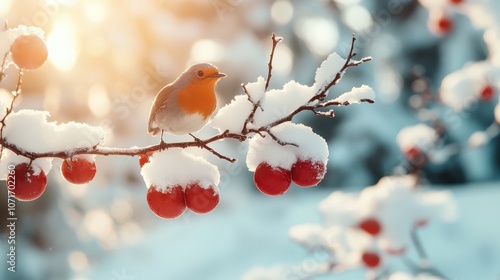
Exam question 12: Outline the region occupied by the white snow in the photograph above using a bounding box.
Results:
[333,85,375,104]
[468,131,488,148]
[0,149,53,179]
[2,110,106,153]
[140,149,220,191]
[251,80,315,127]
[317,176,456,253]
[210,95,254,133]
[397,124,438,153]
[288,224,325,249]
[245,76,266,103]
[440,61,499,111]
[388,272,444,280]
[211,50,370,134]
[313,52,346,91]
[6,25,45,41]
[246,122,328,171]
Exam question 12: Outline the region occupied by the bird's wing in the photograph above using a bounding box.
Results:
[148,84,175,134]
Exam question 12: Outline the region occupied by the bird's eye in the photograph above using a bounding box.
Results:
[197,70,204,77]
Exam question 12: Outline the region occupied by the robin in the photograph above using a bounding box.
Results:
[147,63,226,142]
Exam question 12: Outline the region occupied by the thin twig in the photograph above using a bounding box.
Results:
[0,34,374,164]
[265,33,282,91]
[0,70,23,157]
[242,33,281,135]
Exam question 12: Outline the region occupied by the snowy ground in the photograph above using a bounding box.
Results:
[77,182,500,280]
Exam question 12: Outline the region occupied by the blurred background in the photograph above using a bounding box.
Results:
[0,0,499,279]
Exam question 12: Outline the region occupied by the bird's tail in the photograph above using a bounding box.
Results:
[148,123,160,136]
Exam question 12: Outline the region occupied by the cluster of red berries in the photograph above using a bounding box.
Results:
[356,216,430,269]
[147,184,220,219]
[253,159,326,196]
[139,152,220,219]
[6,156,97,201]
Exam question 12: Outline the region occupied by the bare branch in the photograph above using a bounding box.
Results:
[0,34,373,164]
[265,33,282,91]
[0,69,23,157]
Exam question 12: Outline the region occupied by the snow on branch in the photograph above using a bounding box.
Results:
[1,33,374,163]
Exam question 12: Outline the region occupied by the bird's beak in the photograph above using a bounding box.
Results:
[209,72,226,78]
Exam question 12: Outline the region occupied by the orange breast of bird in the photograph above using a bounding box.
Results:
[176,79,217,119]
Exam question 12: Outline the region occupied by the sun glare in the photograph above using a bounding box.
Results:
[46,17,78,71]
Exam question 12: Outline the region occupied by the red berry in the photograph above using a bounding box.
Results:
[429,14,453,35]
[415,219,429,228]
[10,34,48,70]
[61,156,97,184]
[359,218,382,236]
[479,85,495,101]
[185,183,219,214]
[7,163,47,201]
[291,159,326,187]
[449,0,463,4]
[254,162,291,196]
[437,17,453,33]
[138,152,154,168]
[404,147,424,163]
[147,185,186,219]
[361,251,381,268]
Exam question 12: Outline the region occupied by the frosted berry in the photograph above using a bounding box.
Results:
[254,162,291,196]
[10,34,48,70]
[359,218,382,236]
[291,159,325,187]
[61,156,97,184]
[479,85,495,101]
[147,185,186,219]
[429,14,453,35]
[404,147,424,163]
[361,251,381,268]
[185,183,219,214]
[7,163,47,201]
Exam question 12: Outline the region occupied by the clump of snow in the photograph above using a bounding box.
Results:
[318,176,456,252]
[468,131,489,148]
[397,124,438,153]
[251,80,315,127]
[140,149,220,191]
[319,191,359,227]
[211,50,371,134]
[333,85,375,104]
[0,149,53,179]
[210,95,254,133]
[418,0,451,10]
[3,110,106,153]
[7,25,45,41]
[246,122,328,171]
[245,76,266,103]
[440,61,499,111]
[288,224,325,249]
[313,52,345,91]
